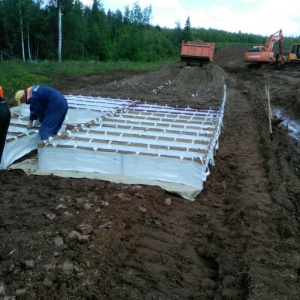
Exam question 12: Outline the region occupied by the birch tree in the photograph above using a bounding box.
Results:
[47,0,63,62]
[15,0,44,61]
[18,4,26,62]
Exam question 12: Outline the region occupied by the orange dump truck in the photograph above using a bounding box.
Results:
[180,40,215,68]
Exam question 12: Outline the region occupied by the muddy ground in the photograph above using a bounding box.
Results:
[1,46,300,299]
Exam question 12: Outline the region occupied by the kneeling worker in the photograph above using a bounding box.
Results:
[15,86,68,141]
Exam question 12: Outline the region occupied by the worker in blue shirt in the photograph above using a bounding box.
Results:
[15,86,68,141]
[0,85,11,165]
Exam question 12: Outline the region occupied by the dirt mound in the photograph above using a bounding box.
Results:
[1,51,300,299]
[214,45,249,68]
[191,39,207,45]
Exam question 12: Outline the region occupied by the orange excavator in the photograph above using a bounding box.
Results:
[244,29,283,69]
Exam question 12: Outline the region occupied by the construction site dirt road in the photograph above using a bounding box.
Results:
[1,46,300,299]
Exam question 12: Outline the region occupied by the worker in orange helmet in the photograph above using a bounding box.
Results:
[0,85,11,166]
[15,86,68,141]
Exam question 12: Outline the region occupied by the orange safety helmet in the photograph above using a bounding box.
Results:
[0,85,3,98]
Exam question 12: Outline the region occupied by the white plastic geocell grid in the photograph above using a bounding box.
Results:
[4,87,226,200]
[64,95,134,125]
[38,85,227,199]
[1,96,134,169]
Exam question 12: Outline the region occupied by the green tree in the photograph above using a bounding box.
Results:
[46,0,74,62]
[172,21,182,48]
[126,1,152,26]
[62,0,86,59]
[182,16,192,42]
[107,9,123,42]
[85,0,109,60]
[0,0,22,58]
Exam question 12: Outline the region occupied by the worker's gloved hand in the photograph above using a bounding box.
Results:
[33,119,41,128]
[27,120,34,130]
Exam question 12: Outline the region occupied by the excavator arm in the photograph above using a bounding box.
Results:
[265,29,283,52]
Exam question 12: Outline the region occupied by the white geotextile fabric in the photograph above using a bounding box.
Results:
[3,87,227,201]
[0,106,40,169]
[2,97,132,169]
[65,109,108,125]
[9,156,203,201]
[0,133,40,169]
[38,147,210,190]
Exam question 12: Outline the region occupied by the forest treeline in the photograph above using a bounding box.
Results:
[1,0,299,62]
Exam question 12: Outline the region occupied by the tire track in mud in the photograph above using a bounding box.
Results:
[112,204,221,299]
[214,74,274,298]
[109,72,258,300]
[215,71,300,299]
[109,71,269,300]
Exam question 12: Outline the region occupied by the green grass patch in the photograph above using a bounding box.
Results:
[0,58,178,105]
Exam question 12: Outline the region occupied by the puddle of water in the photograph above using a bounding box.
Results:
[273,107,300,176]
[273,107,300,141]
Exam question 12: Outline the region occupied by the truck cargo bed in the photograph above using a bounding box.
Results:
[180,41,215,67]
